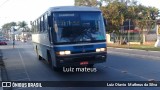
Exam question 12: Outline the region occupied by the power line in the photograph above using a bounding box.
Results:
[0,0,10,8]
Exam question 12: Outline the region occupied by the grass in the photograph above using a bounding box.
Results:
[107,43,160,51]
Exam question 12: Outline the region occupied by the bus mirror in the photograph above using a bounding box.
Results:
[104,18,107,27]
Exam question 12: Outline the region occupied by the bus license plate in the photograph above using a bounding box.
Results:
[80,61,88,65]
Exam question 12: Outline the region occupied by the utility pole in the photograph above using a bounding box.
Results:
[128,19,130,48]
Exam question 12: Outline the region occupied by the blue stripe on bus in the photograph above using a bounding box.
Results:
[54,44,106,51]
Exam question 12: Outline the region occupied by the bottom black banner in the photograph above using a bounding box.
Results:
[1,81,160,87]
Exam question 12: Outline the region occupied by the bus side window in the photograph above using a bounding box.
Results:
[33,21,35,33]
[38,19,41,33]
[48,14,53,44]
[40,17,44,33]
[35,21,38,33]
[44,14,48,32]
[48,16,52,27]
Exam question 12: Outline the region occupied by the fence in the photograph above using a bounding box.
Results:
[107,31,157,45]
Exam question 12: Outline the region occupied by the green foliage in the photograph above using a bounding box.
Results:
[101,1,127,33]
[18,21,28,29]
[18,21,30,32]
[2,22,17,30]
[75,0,159,33]
[2,21,30,33]
[75,0,98,6]
[101,1,159,33]
[74,0,159,45]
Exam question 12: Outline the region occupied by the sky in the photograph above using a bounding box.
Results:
[0,0,160,28]
[0,0,74,28]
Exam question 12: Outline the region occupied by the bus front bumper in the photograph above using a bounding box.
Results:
[55,52,107,67]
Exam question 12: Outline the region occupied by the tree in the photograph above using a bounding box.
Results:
[101,1,127,33]
[75,0,98,6]
[74,0,159,44]
[2,22,17,30]
[2,22,17,35]
[18,21,28,31]
[136,5,159,44]
[101,0,159,44]
[18,21,30,40]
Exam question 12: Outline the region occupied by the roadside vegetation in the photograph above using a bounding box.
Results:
[75,0,160,45]
[1,21,30,33]
[75,0,159,32]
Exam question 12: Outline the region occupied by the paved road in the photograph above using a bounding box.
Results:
[0,41,160,90]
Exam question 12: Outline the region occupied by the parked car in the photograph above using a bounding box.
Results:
[0,40,7,45]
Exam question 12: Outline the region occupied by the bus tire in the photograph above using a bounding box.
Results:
[38,55,43,60]
[36,46,42,60]
[47,51,52,68]
[36,46,38,57]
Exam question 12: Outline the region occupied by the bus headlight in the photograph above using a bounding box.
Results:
[58,51,71,55]
[65,51,71,55]
[96,48,101,52]
[59,51,65,55]
[96,48,106,52]
[100,48,105,51]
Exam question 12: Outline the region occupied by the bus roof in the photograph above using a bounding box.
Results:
[48,6,101,12]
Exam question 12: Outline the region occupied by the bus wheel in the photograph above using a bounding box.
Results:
[36,47,38,57]
[47,52,52,68]
[47,51,61,71]
[36,47,42,60]
[38,55,43,60]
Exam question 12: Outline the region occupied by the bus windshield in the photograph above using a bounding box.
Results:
[53,12,106,44]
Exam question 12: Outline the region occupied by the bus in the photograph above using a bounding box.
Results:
[31,6,107,70]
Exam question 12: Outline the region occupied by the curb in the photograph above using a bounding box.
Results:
[107,47,160,53]
[0,50,3,90]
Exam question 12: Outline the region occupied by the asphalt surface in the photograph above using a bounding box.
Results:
[108,47,160,59]
[0,49,3,90]
[0,41,160,90]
